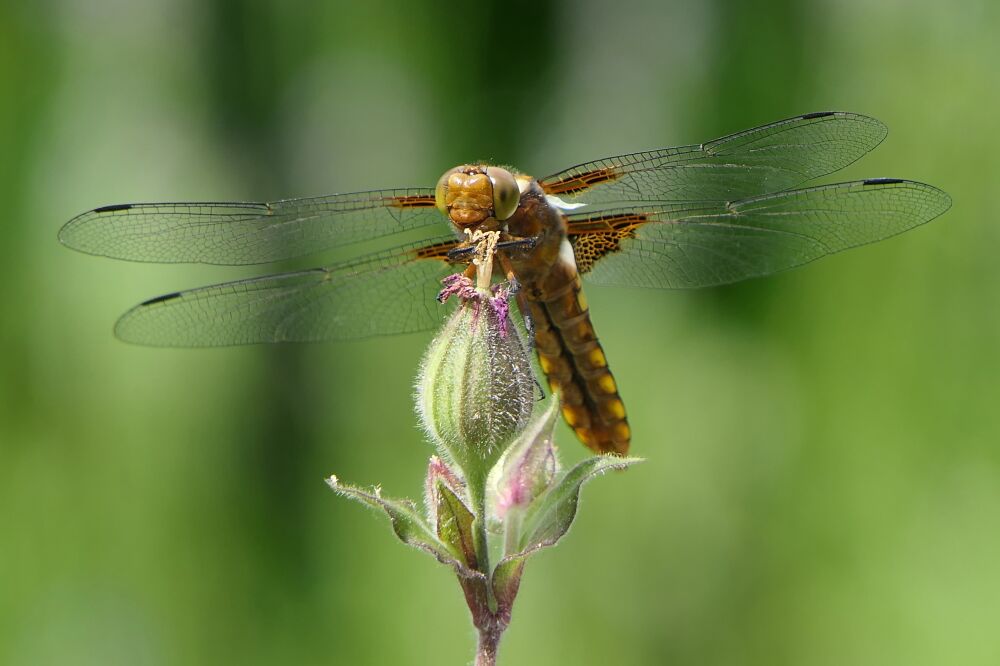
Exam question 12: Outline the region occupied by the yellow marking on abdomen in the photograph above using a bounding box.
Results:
[561,405,588,428]
[528,279,630,455]
[598,398,626,421]
[539,354,555,375]
[587,348,607,369]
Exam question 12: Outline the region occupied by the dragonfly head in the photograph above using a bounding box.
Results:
[435,165,521,229]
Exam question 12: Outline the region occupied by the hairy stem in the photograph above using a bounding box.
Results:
[461,469,509,664]
[476,625,502,666]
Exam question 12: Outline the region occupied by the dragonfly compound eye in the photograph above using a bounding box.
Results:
[486,166,519,221]
[435,166,462,216]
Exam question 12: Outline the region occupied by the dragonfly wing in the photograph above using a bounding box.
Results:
[59,189,446,265]
[567,179,951,289]
[541,112,888,204]
[114,237,460,346]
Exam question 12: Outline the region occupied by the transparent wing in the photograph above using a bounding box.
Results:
[59,188,447,265]
[567,179,951,289]
[541,112,887,204]
[114,236,460,346]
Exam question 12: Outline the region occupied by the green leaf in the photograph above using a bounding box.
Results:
[490,455,642,610]
[326,475,483,580]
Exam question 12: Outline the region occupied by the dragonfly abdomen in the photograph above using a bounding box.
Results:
[525,267,630,455]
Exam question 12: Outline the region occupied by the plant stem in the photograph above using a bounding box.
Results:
[462,469,509,664]
[476,625,502,666]
[468,474,492,590]
[464,471,492,588]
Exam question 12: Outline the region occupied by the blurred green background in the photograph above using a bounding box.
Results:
[2,0,998,664]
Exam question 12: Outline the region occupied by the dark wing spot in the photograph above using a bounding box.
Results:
[141,292,182,306]
[863,177,905,185]
[571,233,627,273]
[567,212,648,273]
[388,195,437,208]
[94,203,133,213]
[800,111,836,120]
[567,212,648,234]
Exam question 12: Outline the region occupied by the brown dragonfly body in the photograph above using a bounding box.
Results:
[508,182,629,454]
[435,167,630,454]
[60,112,951,457]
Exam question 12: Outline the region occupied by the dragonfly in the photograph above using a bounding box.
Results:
[60,111,951,455]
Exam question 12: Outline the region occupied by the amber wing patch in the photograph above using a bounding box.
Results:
[541,167,619,197]
[567,212,648,273]
[413,239,460,261]
[387,194,437,208]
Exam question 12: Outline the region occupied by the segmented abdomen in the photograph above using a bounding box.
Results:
[525,266,630,455]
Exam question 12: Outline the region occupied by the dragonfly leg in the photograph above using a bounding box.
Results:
[497,257,534,347]
[521,305,546,402]
[497,235,538,256]
[508,276,546,401]
[507,273,521,296]
[445,244,473,265]
[516,291,535,344]
[446,235,538,263]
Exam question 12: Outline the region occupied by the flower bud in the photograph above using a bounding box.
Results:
[415,278,535,481]
[487,396,560,523]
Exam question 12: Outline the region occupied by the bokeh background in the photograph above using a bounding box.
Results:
[2,0,998,664]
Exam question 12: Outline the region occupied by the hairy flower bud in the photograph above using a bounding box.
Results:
[416,278,535,481]
[487,397,560,523]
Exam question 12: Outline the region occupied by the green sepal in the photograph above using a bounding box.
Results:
[518,455,643,550]
[433,477,478,570]
[326,475,484,581]
[485,396,560,527]
[491,557,526,616]
[490,455,642,609]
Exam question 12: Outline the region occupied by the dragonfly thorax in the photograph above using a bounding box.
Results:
[435,164,520,229]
